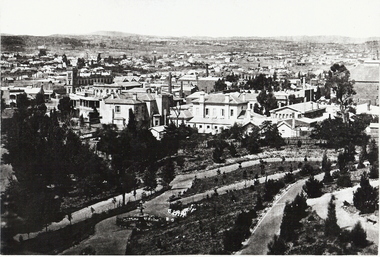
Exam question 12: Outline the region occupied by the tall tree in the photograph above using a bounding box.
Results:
[162,158,175,185]
[325,64,356,124]
[325,196,340,237]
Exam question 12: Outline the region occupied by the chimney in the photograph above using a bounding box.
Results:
[225,94,230,104]
[133,93,137,100]
[303,77,306,89]
[292,114,295,129]
[180,81,183,98]
[200,91,205,103]
[168,72,172,94]
[206,64,209,77]
[311,102,314,110]
[242,92,246,102]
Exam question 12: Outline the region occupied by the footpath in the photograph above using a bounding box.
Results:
[14,154,327,251]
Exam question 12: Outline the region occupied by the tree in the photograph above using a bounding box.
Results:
[162,158,175,184]
[97,53,101,63]
[212,147,224,163]
[367,139,378,165]
[127,109,137,133]
[267,235,287,255]
[241,125,261,154]
[57,96,73,118]
[358,143,368,168]
[369,161,379,179]
[353,173,378,213]
[321,150,331,172]
[16,93,30,110]
[315,86,321,100]
[214,79,227,92]
[257,90,278,116]
[144,166,157,192]
[325,64,356,124]
[325,196,340,237]
[350,222,367,247]
[336,174,352,187]
[303,176,323,198]
[260,121,284,149]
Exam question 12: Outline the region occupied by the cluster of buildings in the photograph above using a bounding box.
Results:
[1,45,379,142]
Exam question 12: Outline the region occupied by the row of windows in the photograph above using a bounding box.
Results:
[197,108,237,117]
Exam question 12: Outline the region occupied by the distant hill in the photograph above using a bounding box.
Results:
[270,35,380,44]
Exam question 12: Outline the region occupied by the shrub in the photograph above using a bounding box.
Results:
[303,176,323,198]
[298,162,303,169]
[350,222,367,248]
[353,174,379,214]
[325,196,340,237]
[337,174,352,187]
[369,161,379,179]
[284,172,295,184]
[278,166,284,172]
[267,235,287,255]
[300,163,314,176]
[297,140,302,148]
[323,170,334,183]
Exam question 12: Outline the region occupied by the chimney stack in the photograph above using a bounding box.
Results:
[168,72,172,94]
[242,92,246,102]
[180,81,183,98]
[225,94,230,104]
[292,114,295,129]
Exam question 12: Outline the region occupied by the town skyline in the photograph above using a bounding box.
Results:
[1,0,380,38]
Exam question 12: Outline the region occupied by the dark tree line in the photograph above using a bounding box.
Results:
[2,93,111,233]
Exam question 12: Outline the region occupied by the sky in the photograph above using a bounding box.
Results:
[1,0,380,38]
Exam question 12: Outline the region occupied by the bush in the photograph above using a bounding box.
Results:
[350,222,367,247]
[323,170,334,183]
[284,172,295,184]
[278,166,284,172]
[267,235,287,255]
[303,176,323,198]
[337,174,352,187]
[353,174,379,214]
[369,161,379,179]
[298,162,303,169]
[300,163,314,176]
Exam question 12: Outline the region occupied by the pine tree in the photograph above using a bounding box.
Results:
[144,166,157,193]
[350,221,367,247]
[267,235,287,255]
[162,158,175,184]
[367,139,378,165]
[325,195,340,237]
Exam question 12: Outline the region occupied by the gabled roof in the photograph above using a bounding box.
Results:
[192,93,247,105]
[270,101,325,114]
[103,93,144,105]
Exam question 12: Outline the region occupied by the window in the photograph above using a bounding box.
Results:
[205,108,209,116]
[199,125,203,128]
[250,104,253,109]
[221,109,225,116]
[155,120,159,126]
[115,106,120,113]
[207,125,210,129]
[231,109,234,116]
[214,126,218,129]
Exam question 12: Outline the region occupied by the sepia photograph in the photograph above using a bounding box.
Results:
[1,0,379,254]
